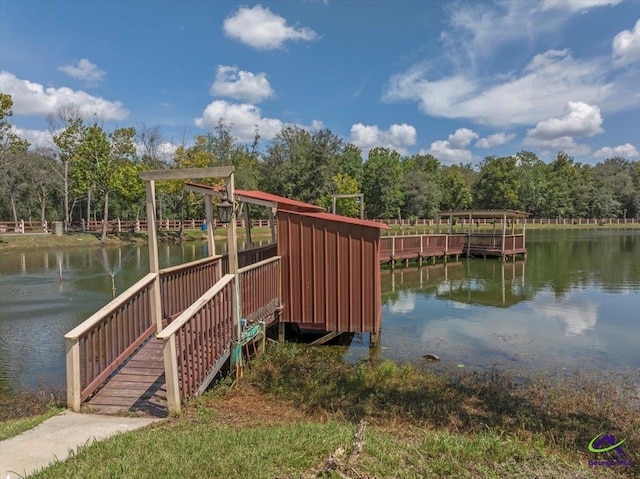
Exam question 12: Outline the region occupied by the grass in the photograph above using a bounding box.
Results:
[381,222,640,236]
[0,226,275,252]
[0,385,65,440]
[23,345,640,478]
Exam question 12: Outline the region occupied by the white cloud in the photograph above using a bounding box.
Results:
[526,102,604,141]
[613,19,640,66]
[593,143,640,158]
[523,135,591,157]
[475,132,516,149]
[384,49,623,127]
[388,291,416,314]
[136,141,178,161]
[535,301,598,336]
[541,0,623,12]
[194,100,284,142]
[12,127,53,149]
[223,4,318,50]
[0,71,128,120]
[447,128,478,148]
[349,122,417,155]
[211,65,274,103]
[58,59,106,84]
[422,128,479,164]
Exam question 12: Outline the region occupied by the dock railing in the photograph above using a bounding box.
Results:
[65,273,158,411]
[158,274,236,412]
[238,256,282,326]
[158,256,282,413]
[159,256,223,323]
[65,255,224,411]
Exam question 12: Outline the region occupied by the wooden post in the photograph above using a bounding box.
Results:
[205,194,216,257]
[278,321,286,343]
[163,335,181,413]
[145,180,163,334]
[501,211,507,260]
[269,207,277,243]
[65,338,81,411]
[244,201,252,248]
[522,218,526,250]
[449,214,453,235]
[226,174,243,377]
[466,212,472,257]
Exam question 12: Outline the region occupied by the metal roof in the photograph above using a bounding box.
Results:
[236,190,323,212]
[185,182,323,212]
[437,209,530,219]
[281,209,389,229]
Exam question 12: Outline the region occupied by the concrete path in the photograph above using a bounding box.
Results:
[0,410,163,478]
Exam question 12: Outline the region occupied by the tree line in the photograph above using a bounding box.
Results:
[2,93,640,241]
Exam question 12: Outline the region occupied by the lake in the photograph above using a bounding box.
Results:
[347,228,640,375]
[0,229,639,390]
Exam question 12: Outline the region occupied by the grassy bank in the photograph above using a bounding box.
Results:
[0,386,65,440]
[0,227,274,252]
[28,345,639,478]
[382,222,640,236]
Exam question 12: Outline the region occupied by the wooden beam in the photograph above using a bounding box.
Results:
[139,167,234,181]
[310,331,341,345]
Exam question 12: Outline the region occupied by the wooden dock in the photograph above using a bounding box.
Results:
[86,338,167,417]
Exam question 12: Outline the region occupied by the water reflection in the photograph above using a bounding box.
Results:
[0,243,210,389]
[350,229,640,374]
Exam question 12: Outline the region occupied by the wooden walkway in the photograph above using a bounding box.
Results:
[86,338,168,417]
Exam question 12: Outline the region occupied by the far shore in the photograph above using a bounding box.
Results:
[0,222,638,252]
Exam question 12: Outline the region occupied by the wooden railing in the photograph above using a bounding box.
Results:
[65,273,157,410]
[380,233,525,261]
[222,243,278,274]
[0,220,49,234]
[159,256,223,323]
[158,256,282,413]
[238,256,282,326]
[158,274,236,412]
[380,234,466,259]
[375,217,639,226]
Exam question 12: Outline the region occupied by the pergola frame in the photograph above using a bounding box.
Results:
[139,167,243,372]
[331,193,365,220]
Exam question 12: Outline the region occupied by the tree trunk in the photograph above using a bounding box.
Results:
[64,161,70,225]
[40,186,46,224]
[101,191,109,245]
[87,189,91,228]
[10,191,18,223]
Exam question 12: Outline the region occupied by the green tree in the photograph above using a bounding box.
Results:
[261,126,343,205]
[543,152,578,218]
[319,173,361,217]
[50,105,85,224]
[362,147,404,219]
[73,124,137,244]
[401,153,442,219]
[473,156,520,210]
[439,165,473,211]
[594,157,639,218]
[515,151,547,216]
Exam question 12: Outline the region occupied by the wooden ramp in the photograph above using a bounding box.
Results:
[86,338,168,418]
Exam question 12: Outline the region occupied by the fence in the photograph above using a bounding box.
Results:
[375,217,639,226]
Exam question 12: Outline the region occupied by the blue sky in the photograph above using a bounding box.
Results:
[1,0,639,165]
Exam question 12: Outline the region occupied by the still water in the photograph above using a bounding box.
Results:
[350,229,640,374]
[0,242,211,389]
[1,229,639,389]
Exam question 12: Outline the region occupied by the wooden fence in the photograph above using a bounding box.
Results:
[375,217,639,226]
